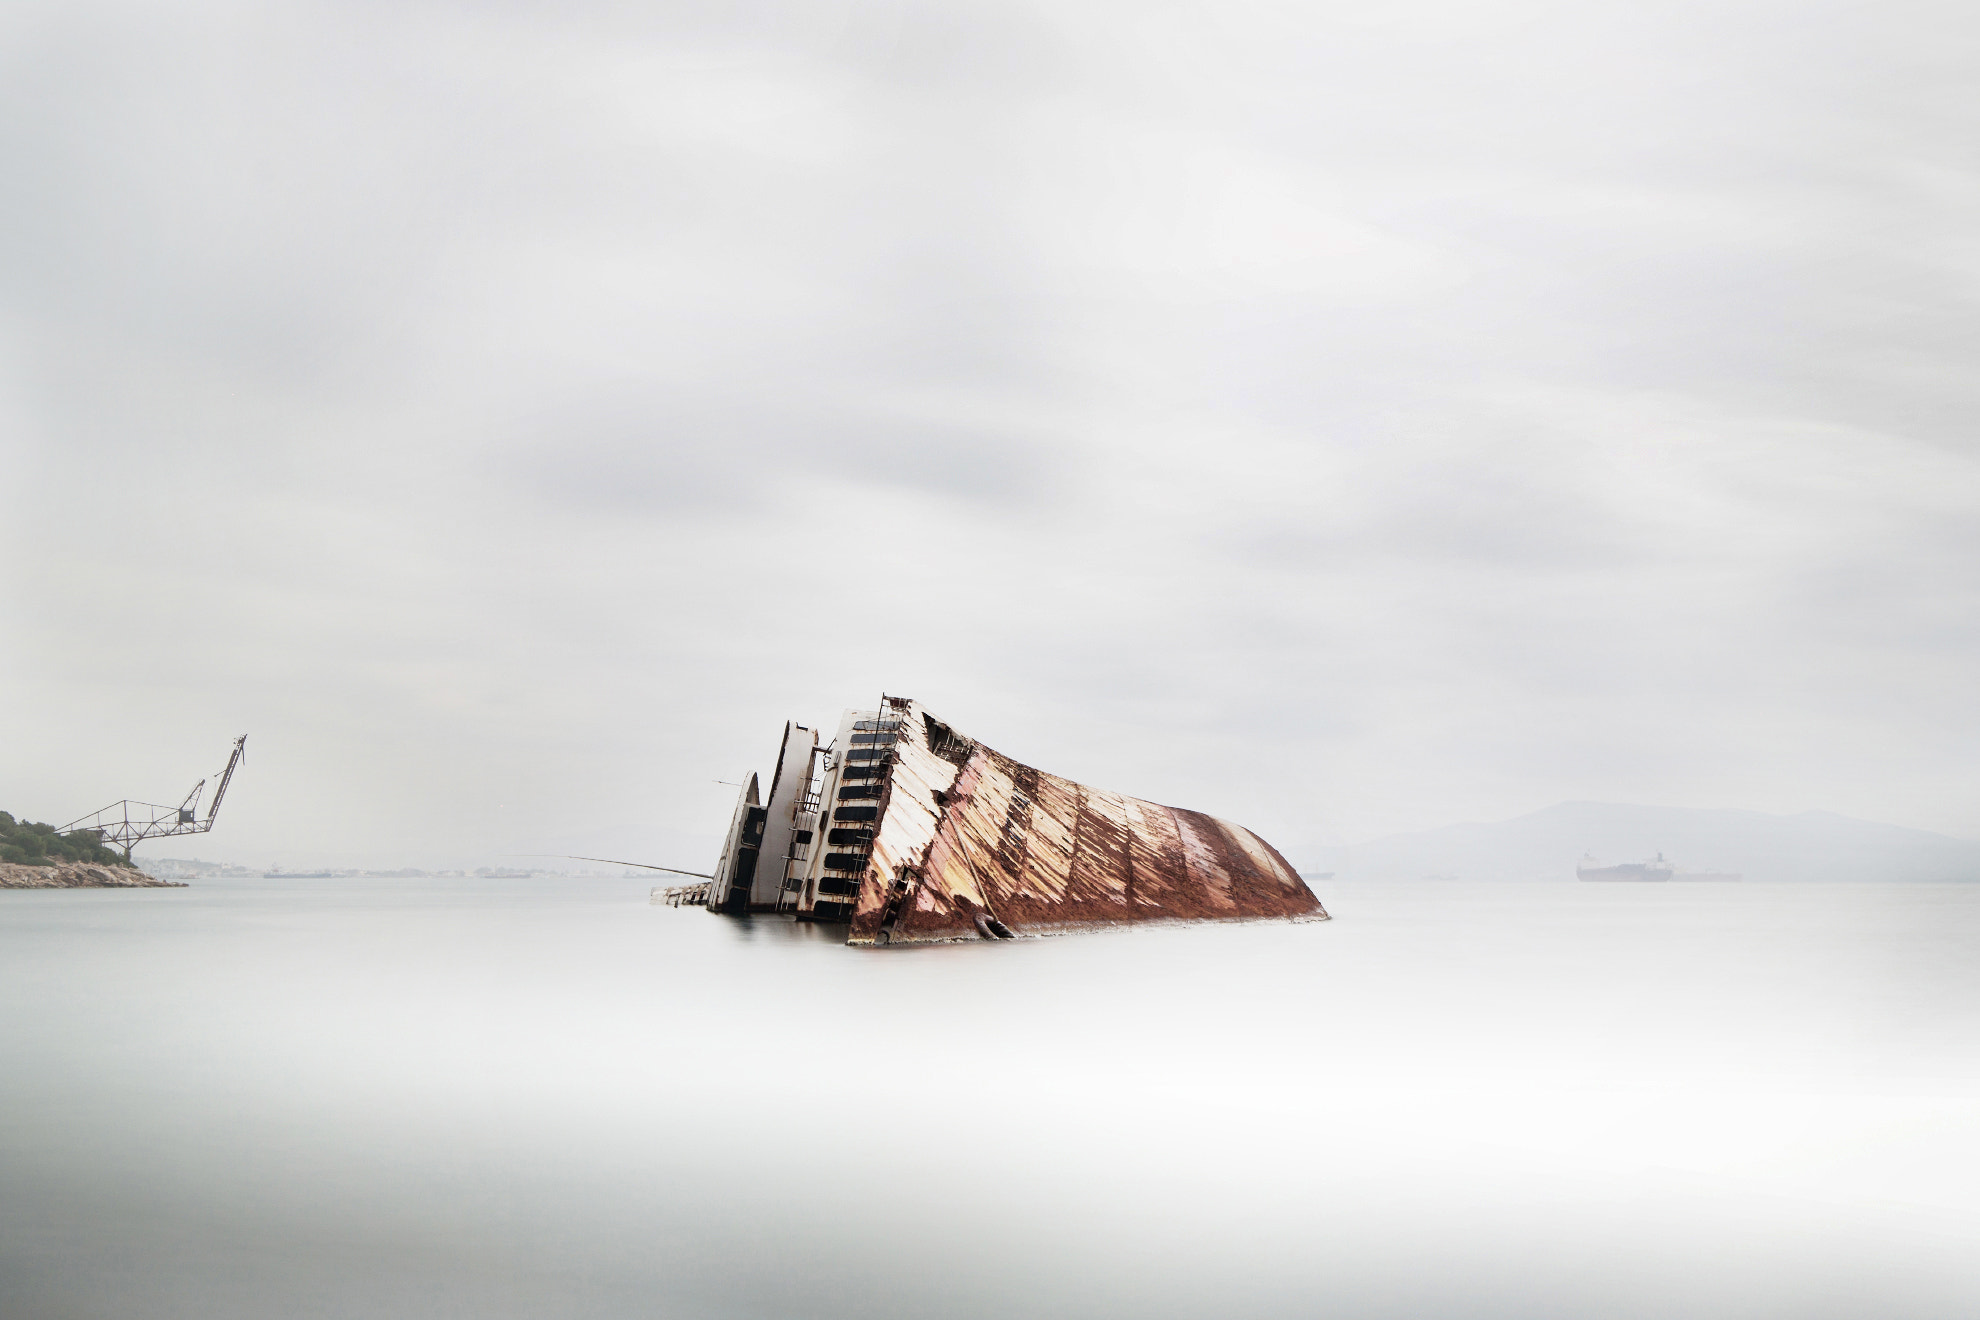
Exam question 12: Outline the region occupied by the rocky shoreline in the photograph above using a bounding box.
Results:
[0,861,188,889]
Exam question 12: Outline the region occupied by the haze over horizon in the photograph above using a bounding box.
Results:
[5,1,1978,865]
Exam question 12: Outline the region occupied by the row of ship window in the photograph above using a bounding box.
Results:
[800,739,888,905]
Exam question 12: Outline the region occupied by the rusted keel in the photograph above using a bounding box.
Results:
[700,697,1328,945]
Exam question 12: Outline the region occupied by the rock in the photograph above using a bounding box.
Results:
[0,861,189,889]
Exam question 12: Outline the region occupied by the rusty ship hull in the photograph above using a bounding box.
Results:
[701,697,1327,946]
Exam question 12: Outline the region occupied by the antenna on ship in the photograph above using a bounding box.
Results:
[61,735,248,862]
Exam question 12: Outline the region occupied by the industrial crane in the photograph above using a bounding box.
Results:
[62,735,248,862]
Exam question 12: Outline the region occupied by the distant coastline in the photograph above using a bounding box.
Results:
[1299,801,1980,884]
[1,861,187,889]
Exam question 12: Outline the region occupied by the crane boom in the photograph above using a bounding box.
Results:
[206,736,246,824]
[60,735,250,861]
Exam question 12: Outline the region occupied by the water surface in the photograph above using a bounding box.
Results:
[3,878,1976,1318]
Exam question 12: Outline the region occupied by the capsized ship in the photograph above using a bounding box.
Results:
[678,696,1328,945]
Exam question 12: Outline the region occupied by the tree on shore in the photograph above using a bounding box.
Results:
[0,812,134,868]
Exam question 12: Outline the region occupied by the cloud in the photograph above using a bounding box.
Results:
[506,389,1064,518]
[4,0,1979,861]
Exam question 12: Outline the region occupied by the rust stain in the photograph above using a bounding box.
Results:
[844,700,1327,946]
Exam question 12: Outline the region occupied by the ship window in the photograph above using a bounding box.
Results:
[853,719,901,732]
[839,763,885,779]
[838,784,880,800]
[850,732,896,745]
[811,899,853,921]
[818,877,858,896]
[846,748,891,762]
[833,806,878,822]
[823,853,867,873]
[793,830,813,845]
[827,828,873,847]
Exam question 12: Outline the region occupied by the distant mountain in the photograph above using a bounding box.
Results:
[1306,802,1980,883]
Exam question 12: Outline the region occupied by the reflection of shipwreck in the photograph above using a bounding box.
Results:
[683,697,1327,945]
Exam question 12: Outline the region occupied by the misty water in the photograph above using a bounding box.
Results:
[3,877,1976,1320]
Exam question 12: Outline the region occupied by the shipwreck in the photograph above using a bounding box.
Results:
[672,697,1327,945]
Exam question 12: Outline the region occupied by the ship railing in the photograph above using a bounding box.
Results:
[655,881,711,908]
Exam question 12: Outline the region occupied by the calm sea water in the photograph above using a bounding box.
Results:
[2,877,1976,1319]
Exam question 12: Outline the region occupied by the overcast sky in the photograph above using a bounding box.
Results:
[3,0,1977,866]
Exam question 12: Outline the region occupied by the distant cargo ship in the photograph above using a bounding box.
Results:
[1577,853,1673,882]
[263,870,335,879]
[1576,853,1741,882]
